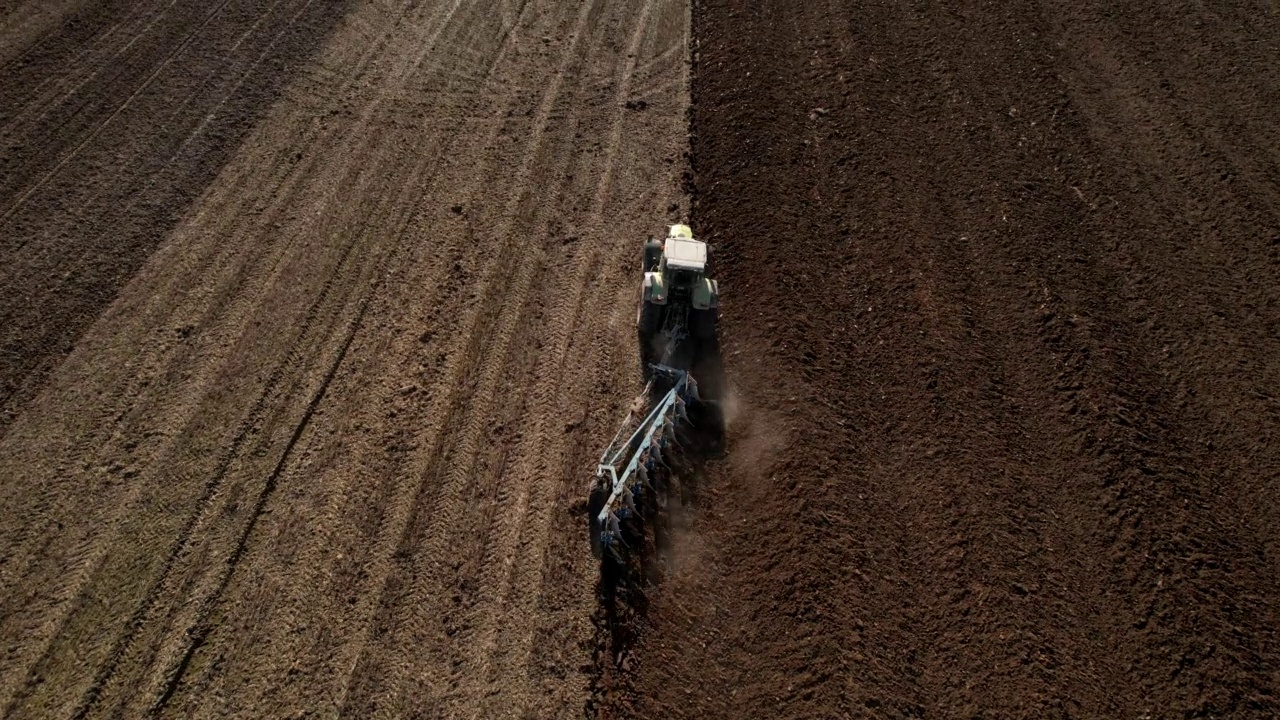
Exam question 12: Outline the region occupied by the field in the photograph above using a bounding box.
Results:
[2,0,1278,718]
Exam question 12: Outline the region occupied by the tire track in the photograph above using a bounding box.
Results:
[0,1,361,700]
[332,1,610,713]
[0,0,86,72]
[0,3,367,709]
[0,0,355,442]
[0,0,182,136]
[0,6,443,690]
[0,0,445,707]
[462,0,662,700]
[0,0,494,535]
[334,2,693,710]
[65,0,500,706]
[0,0,445,632]
[167,0,549,709]
[0,100,321,625]
[537,0,693,681]
[149,276,378,718]
[397,1,688,710]
[0,0,311,322]
[110,2,535,714]
[0,0,458,576]
[2,214,364,720]
[60,195,377,720]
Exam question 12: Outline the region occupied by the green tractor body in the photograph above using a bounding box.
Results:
[637,225,719,381]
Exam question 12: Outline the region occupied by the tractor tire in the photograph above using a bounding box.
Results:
[690,307,719,370]
[643,239,663,272]
[690,307,718,343]
[688,399,727,458]
[588,483,609,560]
[637,301,663,380]
[689,306,724,403]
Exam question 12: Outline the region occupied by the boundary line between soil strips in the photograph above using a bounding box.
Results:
[584,0,702,716]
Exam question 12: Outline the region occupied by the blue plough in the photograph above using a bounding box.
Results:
[590,365,699,561]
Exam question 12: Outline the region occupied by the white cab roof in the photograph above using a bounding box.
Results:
[665,237,706,272]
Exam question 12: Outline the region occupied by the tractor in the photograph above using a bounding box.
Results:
[637,224,720,383]
[587,224,725,563]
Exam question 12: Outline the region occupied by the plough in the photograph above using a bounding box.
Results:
[589,366,699,561]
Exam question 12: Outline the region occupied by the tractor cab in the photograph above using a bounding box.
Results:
[643,225,718,310]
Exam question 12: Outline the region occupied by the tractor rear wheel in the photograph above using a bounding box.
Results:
[690,307,718,343]
[643,239,663,272]
[638,301,663,380]
[689,306,724,404]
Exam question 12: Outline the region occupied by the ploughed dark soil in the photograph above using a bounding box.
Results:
[620,0,1280,718]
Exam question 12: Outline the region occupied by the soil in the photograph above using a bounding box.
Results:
[0,0,355,433]
[621,0,1280,718]
[2,0,1279,718]
[0,0,690,717]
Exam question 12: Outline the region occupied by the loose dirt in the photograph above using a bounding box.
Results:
[620,0,1280,718]
[0,0,690,717]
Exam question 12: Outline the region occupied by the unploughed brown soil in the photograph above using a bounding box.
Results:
[0,0,691,717]
[620,0,1280,718]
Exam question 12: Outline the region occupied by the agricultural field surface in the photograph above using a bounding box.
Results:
[1,0,1277,718]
